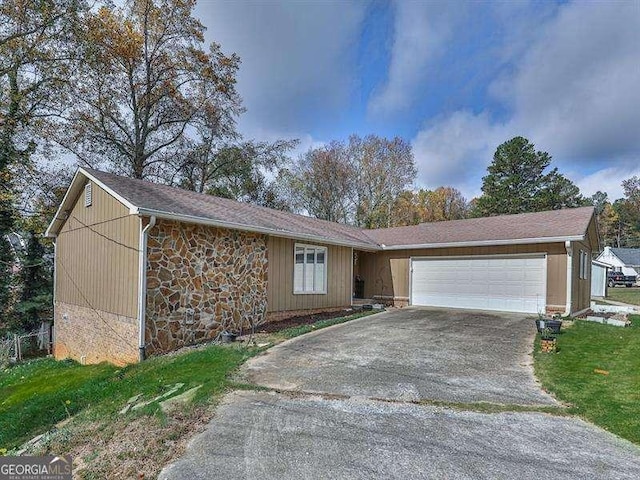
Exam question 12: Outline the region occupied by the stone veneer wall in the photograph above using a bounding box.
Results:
[145,220,268,355]
[53,302,139,365]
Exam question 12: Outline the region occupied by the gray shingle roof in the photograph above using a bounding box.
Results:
[364,207,595,248]
[49,168,595,250]
[610,248,640,266]
[85,168,378,249]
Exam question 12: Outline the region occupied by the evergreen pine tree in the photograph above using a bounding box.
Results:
[14,231,52,332]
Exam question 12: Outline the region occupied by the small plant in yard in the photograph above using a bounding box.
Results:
[539,326,557,353]
[535,312,562,338]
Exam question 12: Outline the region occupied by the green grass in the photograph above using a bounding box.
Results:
[607,286,640,306]
[0,309,374,451]
[0,345,249,449]
[534,315,640,444]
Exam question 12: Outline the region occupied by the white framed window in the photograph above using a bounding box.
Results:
[84,182,92,207]
[579,250,589,280]
[294,243,327,294]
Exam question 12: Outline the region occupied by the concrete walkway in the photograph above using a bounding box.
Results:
[161,308,640,479]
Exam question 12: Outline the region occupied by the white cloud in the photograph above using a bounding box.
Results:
[571,161,640,202]
[411,1,640,198]
[510,1,640,161]
[367,1,456,117]
[411,111,511,198]
[195,1,366,136]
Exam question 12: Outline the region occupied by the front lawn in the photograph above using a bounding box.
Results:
[0,346,249,450]
[534,315,640,444]
[0,308,376,455]
[607,286,640,306]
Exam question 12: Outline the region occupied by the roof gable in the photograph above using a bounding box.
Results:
[47,168,378,249]
[610,248,640,266]
[45,169,138,238]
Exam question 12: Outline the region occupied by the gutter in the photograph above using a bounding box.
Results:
[378,235,585,251]
[563,240,573,317]
[137,215,156,361]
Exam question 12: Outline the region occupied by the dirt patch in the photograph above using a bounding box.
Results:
[32,404,217,479]
[255,308,357,334]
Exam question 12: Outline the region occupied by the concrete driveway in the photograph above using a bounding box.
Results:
[161,308,640,479]
[240,308,556,405]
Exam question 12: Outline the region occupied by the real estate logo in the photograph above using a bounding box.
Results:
[0,455,72,480]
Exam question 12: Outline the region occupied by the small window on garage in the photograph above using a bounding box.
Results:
[84,182,92,207]
[293,243,327,294]
[584,251,590,280]
[579,250,589,280]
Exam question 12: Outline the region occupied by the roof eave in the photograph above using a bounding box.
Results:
[45,167,139,238]
[378,235,586,250]
[592,260,613,268]
[137,208,380,251]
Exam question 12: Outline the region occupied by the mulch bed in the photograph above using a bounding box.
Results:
[255,309,357,334]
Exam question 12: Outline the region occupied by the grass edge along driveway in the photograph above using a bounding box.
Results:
[0,310,375,451]
[534,315,640,445]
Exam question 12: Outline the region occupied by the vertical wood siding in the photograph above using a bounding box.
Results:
[55,181,140,318]
[359,243,568,308]
[571,216,598,312]
[266,236,352,312]
[571,240,592,312]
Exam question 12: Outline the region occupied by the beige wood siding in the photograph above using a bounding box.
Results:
[570,214,598,312]
[359,243,568,308]
[571,240,592,312]
[266,236,352,312]
[55,181,140,318]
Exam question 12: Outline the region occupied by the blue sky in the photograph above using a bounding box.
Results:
[195,0,640,200]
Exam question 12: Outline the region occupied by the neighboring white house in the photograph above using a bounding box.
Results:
[596,246,640,277]
[591,260,611,297]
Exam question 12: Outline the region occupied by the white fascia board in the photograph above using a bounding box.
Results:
[136,208,380,251]
[380,235,586,250]
[79,167,139,214]
[591,260,613,268]
[45,169,83,237]
[45,167,140,238]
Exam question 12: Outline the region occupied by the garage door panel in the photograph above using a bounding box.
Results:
[410,255,546,314]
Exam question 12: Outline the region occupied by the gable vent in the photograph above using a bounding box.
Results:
[84,182,92,207]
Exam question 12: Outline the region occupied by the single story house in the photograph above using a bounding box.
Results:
[46,168,598,365]
[596,246,640,278]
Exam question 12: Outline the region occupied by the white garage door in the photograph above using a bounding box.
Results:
[410,255,546,314]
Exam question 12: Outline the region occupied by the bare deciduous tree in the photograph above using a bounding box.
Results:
[282,135,416,228]
[54,0,243,180]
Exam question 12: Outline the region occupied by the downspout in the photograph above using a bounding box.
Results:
[350,248,354,307]
[52,238,57,354]
[563,240,573,317]
[137,215,156,361]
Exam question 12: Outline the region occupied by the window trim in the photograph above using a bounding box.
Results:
[579,249,589,280]
[293,243,328,295]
